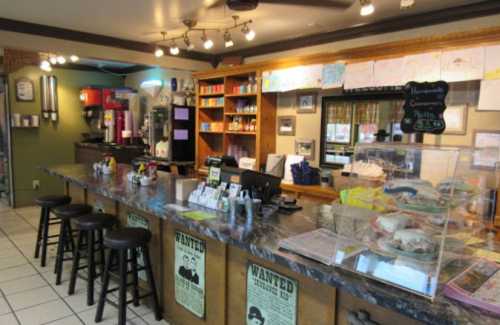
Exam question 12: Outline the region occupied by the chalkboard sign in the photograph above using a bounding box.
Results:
[401,81,449,134]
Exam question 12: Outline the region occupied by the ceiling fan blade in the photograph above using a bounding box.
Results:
[260,0,353,9]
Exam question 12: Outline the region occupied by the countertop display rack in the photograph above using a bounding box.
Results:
[195,70,277,172]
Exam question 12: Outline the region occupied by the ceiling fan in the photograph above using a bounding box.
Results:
[208,0,355,11]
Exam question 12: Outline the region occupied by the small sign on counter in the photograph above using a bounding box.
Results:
[175,231,206,318]
[246,263,298,325]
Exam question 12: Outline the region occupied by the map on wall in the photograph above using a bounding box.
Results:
[262,65,322,92]
[484,45,500,80]
[344,61,375,89]
[321,63,346,89]
[440,47,484,82]
[374,57,405,87]
[402,52,441,83]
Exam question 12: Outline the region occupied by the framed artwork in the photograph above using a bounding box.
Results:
[296,93,317,113]
[277,116,296,136]
[295,139,315,160]
[472,130,500,169]
[15,78,35,102]
[443,105,468,135]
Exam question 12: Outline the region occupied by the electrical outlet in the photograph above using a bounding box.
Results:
[32,180,40,190]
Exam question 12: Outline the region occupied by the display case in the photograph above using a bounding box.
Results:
[329,143,499,300]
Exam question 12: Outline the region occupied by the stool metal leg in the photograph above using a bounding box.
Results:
[68,230,85,295]
[142,246,162,321]
[118,249,128,325]
[34,207,46,259]
[40,207,50,267]
[95,249,115,323]
[87,230,96,306]
[131,248,140,307]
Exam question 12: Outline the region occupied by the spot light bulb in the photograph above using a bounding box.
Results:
[360,0,375,16]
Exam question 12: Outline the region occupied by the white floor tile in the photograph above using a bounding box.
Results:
[0,312,19,325]
[46,315,84,325]
[15,299,72,325]
[64,291,96,313]
[0,274,47,296]
[0,255,28,270]
[141,312,170,325]
[0,297,12,315]
[7,285,58,311]
[0,264,37,283]
[78,305,141,325]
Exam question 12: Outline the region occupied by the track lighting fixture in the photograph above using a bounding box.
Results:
[56,55,66,64]
[201,31,214,50]
[184,34,195,51]
[224,31,234,48]
[154,47,164,58]
[242,24,255,41]
[170,41,180,55]
[360,0,374,16]
[40,60,52,72]
[49,56,57,65]
[70,55,79,62]
[400,0,414,9]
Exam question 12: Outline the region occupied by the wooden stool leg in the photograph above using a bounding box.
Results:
[87,230,96,306]
[95,249,115,323]
[68,230,84,295]
[142,246,162,321]
[131,248,140,307]
[55,220,67,283]
[40,207,50,267]
[118,249,128,325]
[98,230,106,280]
[34,207,45,258]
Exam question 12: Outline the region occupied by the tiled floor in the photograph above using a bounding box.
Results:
[0,202,170,325]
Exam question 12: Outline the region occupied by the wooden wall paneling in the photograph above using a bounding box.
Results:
[226,246,336,325]
[67,182,86,204]
[162,223,227,325]
[336,290,422,325]
[258,92,277,168]
[86,191,118,216]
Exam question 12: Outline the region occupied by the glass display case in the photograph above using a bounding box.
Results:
[329,143,499,300]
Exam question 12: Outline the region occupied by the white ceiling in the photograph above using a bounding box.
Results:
[0,0,486,54]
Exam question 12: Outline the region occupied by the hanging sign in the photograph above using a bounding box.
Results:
[175,231,206,318]
[127,213,149,281]
[246,263,298,325]
[401,81,449,134]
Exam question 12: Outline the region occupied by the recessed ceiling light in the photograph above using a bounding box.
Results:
[360,0,375,16]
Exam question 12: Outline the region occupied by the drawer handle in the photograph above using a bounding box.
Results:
[347,310,380,325]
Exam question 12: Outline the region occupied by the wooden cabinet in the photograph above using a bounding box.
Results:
[195,71,277,172]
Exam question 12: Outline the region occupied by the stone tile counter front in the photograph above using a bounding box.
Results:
[41,164,499,325]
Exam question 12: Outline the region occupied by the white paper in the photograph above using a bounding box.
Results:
[441,47,484,82]
[374,58,405,87]
[478,79,500,111]
[283,155,304,184]
[484,45,500,80]
[402,52,441,83]
[344,61,375,89]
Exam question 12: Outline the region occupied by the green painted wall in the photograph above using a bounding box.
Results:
[8,66,123,207]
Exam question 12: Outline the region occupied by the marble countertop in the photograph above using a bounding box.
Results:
[41,163,499,325]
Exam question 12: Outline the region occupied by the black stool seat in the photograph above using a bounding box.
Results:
[74,214,117,231]
[35,195,71,208]
[104,228,151,249]
[54,204,92,219]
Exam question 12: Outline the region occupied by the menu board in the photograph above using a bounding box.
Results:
[175,231,206,318]
[401,81,449,134]
[246,263,297,325]
[344,61,375,89]
[440,47,484,82]
[127,213,150,281]
[321,63,346,89]
[262,65,322,92]
[402,52,441,83]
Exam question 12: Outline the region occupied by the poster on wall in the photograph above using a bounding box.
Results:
[374,58,405,87]
[402,52,441,83]
[321,63,345,89]
[262,65,322,92]
[127,213,149,281]
[175,231,206,319]
[344,61,374,89]
[246,263,298,325]
[484,45,500,80]
[478,79,500,111]
[440,47,484,82]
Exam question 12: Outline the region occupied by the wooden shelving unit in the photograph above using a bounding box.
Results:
[195,71,277,171]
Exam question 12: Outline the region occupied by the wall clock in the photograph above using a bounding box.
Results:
[15,77,35,102]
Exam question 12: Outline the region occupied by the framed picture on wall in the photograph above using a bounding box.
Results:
[443,105,468,135]
[15,78,35,102]
[472,130,500,169]
[295,139,315,160]
[277,116,296,136]
[296,93,317,113]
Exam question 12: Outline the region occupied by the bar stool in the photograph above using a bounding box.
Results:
[34,195,72,267]
[95,228,161,325]
[68,213,117,306]
[53,204,93,285]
